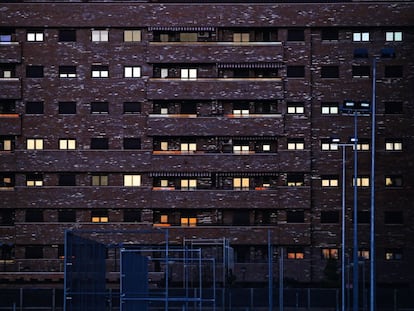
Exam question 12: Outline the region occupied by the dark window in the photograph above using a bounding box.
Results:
[384,211,403,224]
[59,29,76,42]
[385,249,403,261]
[58,174,76,186]
[0,209,14,226]
[124,210,141,222]
[321,66,339,78]
[181,102,197,114]
[287,173,304,186]
[123,102,141,114]
[385,175,403,187]
[58,210,76,222]
[287,29,304,41]
[58,102,76,114]
[25,246,43,259]
[91,102,109,114]
[321,29,338,41]
[358,211,370,224]
[90,138,109,149]
[26,65,44,78]
[321,211,339,223]
[0,100,16,113]
[233,210,250,225]
[287,66,305,78]
[287,211,304,223]
[384,66,403,78]
[59,66,77,78]
[354,48,369,58]
[58,244,65,259]
[381,48,396,59]
[384,101,403,114]
[123,138,141,150]
[234,245,250,263]
[0,243,14,260]
[352,66,370,78]
[25,210,43,222]
[26,101,44,114]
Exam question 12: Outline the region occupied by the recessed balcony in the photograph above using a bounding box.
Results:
[0,113,21,135]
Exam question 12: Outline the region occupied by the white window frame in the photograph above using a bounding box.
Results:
[321,104,339,115]
[92,174,109,186]
[385,141,402,151]
[59,139,76,150]
[1,139,12,151]
[181,179,197,190]
[321,142,338,151]
[180,143,197,152]
[321,177,339,187]
[91,67,109,78]
[353,32,370,42]
[124,30,141,42]
[233,177,249,190]
[287,141,305,150]
[124,174,141,187]
[233,145,250,154]
[27,139,44,150]
[181,68,197,80]
[92,29,108,42]
[287,104,305,114]
[385,31,402,42]
[27,31,44,42]
[353,177,370,187]
[26,175,43,187]
[124,66,141,78]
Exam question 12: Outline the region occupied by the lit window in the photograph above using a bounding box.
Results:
[287,139,304,150]
[59,139,76,150]
[322,248,339,259]
[232,109,249,116]
[160,141,168,151]
[321,140,338,151]
[160,214,168,224]
[356,140,370,151]
[91,211,108,223]
[287,174,304,187]
[385,249,403,260]
[124,175,141,187]
[233,33,250,42]
[233,145,250,154]
[181,68,197,80]
[0,174,14,189]
[385,175,403,187]
[287,102,304,114]
[91,29,108,42]
[124,66,141,78]
[385,31,402,42]
[0,138,13,151]
[262,144,271,152]
[321,176,339,187]
[26,174,43,187]
[181,142,197,152]
[27,31,44,42]
[321,102,339,114]
[353,32,370,42]
[124,30,141,42]
[59,66,77,78]
[358,250,370,260]
[92,174,108,186]
[180,32,198,42]
[385,140,402,151]
[287,248,304,259]
[160,68,169,78]
[353,177,370,187]
[181,217,197,227]
[91,65,109,78]
[181,179,197,190]
[160,180,169,187]
[233,177,250,190]
[27,139,43,150]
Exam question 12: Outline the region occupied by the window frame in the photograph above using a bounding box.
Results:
[59,139,76,150]
[27,31,44,42]
[91,29,109,42]
[124,174,141,187]
[27,138,44,150]
[124,30,142,42]
[124,66,141,78]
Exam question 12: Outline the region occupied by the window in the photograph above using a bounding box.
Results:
[287,139,304,150]
[91,65,109,78]
[124,30,141,42]
[0,174,14,189]
[25,210,43,222]
[123,102,141,114]
[384,66,403,78]
[322,248,338,260]
[385,249,403,260]
[321,211,339,224]
[59,139,76,150]
[25,246,43,259]
[181,217,197,227]
[59,66,77,78]
[353,32,370,42]
[358,211,370,224]
[59,102,76,114]
[26,65,44,78]
[91,210,109,223]
[385,31,402,42]
[321,29,338,41]
[321,176,339,187]
[181,68,197,80]
[180,142,197,152]
[124,66,141,78]
[321,66,339,78]
[91,29,108,42]
[124,175,141,187]
[233,32,250,42]
[123,138,141,150]
[287,247,304,259]
[27,138,43,150]
[58,210,76,222]
[356,139,370,151]
[287,174,304,186]
[92,174,108,186]
[91,102,109,114]
[180,32,198,42]
[385,140,402,151]
[385,175,403,187]
[27,31,43,42]
[233,177,249,190]
[233,145,250,154]
[181,179,197,190]
[59,174,76,186]
[352,66,370,78]
[124,210,141,222]
[0,100,16,113]
[321,102,339,115]
[26,173,43,187]
[287,211,304,223]
[0,137,13,151]
[287,29,305,41]
[358,250,370,260]
[59,29,76,42]
[384,211,403,224]
[384,101,403,114]
[321,140,338,151]
[90,138,109,149]
[354,48,369,58]
[26,101,44,114]
[287,66,305,78]
[0,209,15,226]
[353,176,370,187]
[287,102,304,114]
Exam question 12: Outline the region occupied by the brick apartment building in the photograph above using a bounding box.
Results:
[0,0,413,301]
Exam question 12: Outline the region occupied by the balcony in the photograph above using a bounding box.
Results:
[0,113,21,135]
[147,115,284,136]
[0,42,21,63]
[147,78,283,100]
[0,78,21,99]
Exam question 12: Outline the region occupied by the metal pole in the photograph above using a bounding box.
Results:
[165,229,169,311]
[279,247,284,311]
[268,230,273,311]
[353,112,359,311]
[370,57,377,311]
[341,145,346,311]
